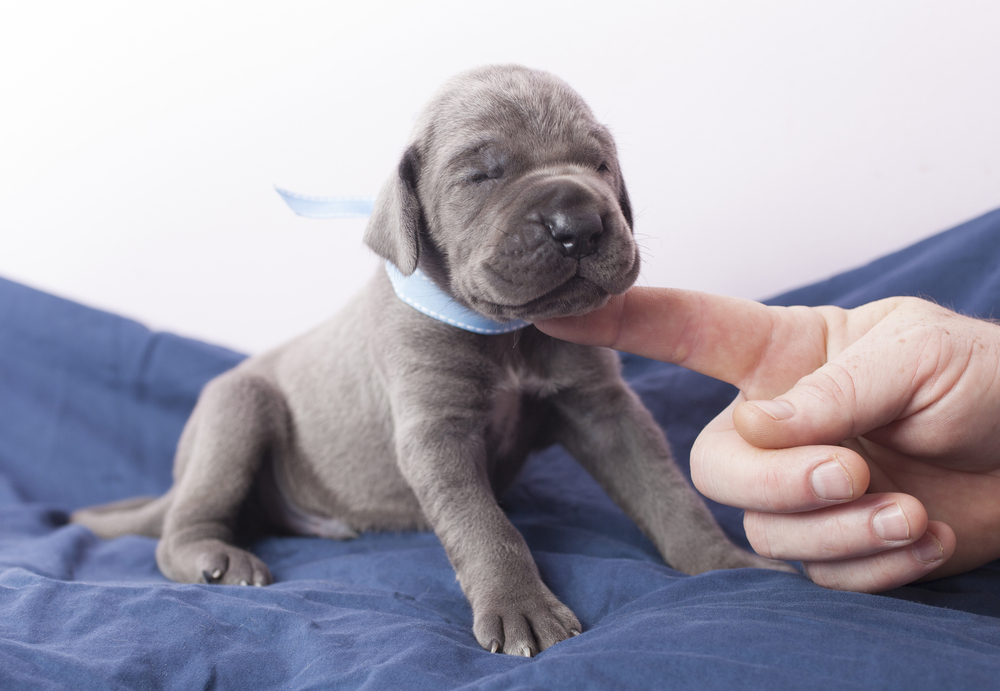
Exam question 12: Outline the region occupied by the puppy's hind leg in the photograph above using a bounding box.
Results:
[155,370,285,587]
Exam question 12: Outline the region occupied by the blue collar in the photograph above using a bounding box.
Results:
[385,262,529,335]
[274,186,528,335]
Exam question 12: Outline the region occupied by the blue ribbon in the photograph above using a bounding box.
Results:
[274,187,376,218]
[385,264,529,335]
[275,186,529,334]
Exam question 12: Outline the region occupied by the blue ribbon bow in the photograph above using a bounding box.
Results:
[275,186,529,334]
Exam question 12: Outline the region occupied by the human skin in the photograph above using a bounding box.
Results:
[536,289,1000,592]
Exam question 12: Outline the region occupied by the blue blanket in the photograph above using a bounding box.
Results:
[3,210,1000,690]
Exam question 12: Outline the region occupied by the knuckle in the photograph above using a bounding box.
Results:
[864,560,897,593]
[756,455,797,512]
[792,364,860,437]
[798,365,856,409]
[743,512,777,559]
[896,295,929,312]
[803,556,899,594]
[688,433,714,495]
[801,562,847,591]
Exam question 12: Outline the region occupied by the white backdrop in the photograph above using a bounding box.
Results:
[2,1,999,353]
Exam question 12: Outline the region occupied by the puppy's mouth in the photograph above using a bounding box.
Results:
[509,274,612,321]
[466,259,637,322]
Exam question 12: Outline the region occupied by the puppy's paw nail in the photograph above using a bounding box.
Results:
[253,581,265,587]
[239,580,249,586]
[490,640,500,654]
[521,646,532,658]
[202,570,219,584]
[212,568,223,580]
[570,628,581,636]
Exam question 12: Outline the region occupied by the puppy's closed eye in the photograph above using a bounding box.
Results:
[467,167,505,184]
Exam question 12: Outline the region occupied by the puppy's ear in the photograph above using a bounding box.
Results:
[617,175,634,230]
[364,145,422,275]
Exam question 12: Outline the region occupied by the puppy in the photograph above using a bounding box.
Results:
[73,65,789,656]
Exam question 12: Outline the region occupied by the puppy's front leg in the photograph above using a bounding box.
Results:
[552,369,792,575]
[391,403,580,656]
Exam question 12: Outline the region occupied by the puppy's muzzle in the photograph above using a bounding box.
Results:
[525,178,610,260]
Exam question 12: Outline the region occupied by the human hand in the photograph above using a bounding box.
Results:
[536,289,1000,592]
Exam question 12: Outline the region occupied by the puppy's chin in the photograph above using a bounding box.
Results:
[469,263,639,323]
[511,278,614,321]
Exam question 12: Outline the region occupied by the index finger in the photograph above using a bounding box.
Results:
[536,287,797,390]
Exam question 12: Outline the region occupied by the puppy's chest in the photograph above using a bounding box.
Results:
[486,366,560,460]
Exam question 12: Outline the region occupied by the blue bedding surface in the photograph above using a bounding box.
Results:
[3,209,1000,690]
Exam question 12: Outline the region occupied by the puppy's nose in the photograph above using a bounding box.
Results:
[544,211,604,259]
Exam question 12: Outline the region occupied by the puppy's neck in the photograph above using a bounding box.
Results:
[385,262,529,335]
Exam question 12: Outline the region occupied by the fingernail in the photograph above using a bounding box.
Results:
[748,399,795,421]
[912,532,945,564]
[810,459,854,500]
[872,503,910,541]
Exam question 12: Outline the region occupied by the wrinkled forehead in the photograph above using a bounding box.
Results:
[416,69,614,168]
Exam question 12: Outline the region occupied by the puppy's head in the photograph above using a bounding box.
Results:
[365,65,638,322]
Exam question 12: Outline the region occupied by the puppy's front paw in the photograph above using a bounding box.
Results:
[731,551,799,574]
[684,540,799,575]
[472,584,581,657]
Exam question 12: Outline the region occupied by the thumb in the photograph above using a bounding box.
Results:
[733,339,915,449]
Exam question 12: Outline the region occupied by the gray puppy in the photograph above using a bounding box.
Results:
[73,65,788,657]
